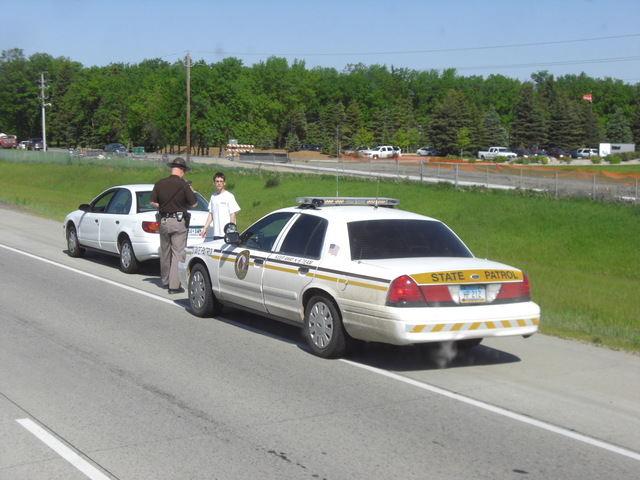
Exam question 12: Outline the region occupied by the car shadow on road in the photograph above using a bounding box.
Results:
[202,307,520,371]
[347,341,521,371]
[64,248,162,277]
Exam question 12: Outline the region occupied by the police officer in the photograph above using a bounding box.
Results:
[150,157,197,293]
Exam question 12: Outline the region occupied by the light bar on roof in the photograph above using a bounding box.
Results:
[296,197,400,207]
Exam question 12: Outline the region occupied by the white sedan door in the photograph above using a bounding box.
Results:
[216,212,297,314]
[98,188,133,253]
[261,214,327,322]
[77,189,119,249]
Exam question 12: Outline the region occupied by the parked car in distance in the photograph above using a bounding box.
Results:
[513,149,533,157]
[104,143,128,154]
[300,144,322,151]
[0,134,18,149]
[28,138,43,150]
[362,145,397,159]
[545,147,569,159]
[63,184,212,274]
[416,146,439,156]
[18,140,29,150]
[577,148,598,157]
[477,147,517,161]
[180,196,540,359]
[569,150,583,159]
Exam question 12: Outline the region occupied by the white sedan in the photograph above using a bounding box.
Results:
[63,184,212,273]
[179,197,540,359]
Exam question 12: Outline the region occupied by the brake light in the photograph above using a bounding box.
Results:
[387,275,426,304]
[421,285,453,303]
[142,221,160,234]
[497,273,531,300]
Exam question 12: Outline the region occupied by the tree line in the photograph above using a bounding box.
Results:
[1,47,639,157]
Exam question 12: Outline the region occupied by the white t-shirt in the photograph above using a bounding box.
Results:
[208,190,240,237]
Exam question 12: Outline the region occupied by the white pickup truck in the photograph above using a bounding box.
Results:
[362,145,400,159]
[477,147,517,161]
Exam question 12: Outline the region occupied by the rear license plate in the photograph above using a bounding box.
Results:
[460,285,486,303]
[188,227,203,236]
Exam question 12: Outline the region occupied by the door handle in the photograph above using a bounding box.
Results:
[299,267,309,275]
[254,258,264,266]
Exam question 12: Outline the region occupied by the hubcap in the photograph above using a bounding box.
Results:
[121,243,132,267]
[190,271,205,309]
[308,301,333,348]
[68,230,77,251]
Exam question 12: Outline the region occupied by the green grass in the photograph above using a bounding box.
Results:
[2,158,639,353]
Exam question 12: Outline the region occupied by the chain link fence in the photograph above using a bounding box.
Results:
[234,156,640,203]
[2,149,638,202]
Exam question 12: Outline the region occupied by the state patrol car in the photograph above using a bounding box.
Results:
[178,197,540,359]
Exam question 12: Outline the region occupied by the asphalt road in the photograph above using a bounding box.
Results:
[1,208,639,479]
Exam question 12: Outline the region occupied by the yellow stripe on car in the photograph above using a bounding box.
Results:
[411,269,523,285]
[409,317,539,333]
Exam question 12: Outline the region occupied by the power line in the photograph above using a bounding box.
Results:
[454,55,640,71]
[196,33,640,57]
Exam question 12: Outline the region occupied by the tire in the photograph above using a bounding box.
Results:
[188,263,222,317]
[303,295,350,359]
[66,224,85,258]
[119,237,140,274]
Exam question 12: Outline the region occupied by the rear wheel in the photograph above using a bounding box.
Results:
[303,295,350,359]
[188,263,222,317]
[66,224,85,258]
[119,237,139,274]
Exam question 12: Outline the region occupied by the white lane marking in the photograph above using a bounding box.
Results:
[342,360,640,462]
[17,418,111,480]
[0,244,177,306]
[4,243,640,462]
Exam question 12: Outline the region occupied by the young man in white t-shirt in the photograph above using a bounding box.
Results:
[200,172,240,239]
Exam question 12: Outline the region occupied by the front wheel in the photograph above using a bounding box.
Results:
[303,295,350,359]
[188,263,222,317]
[119,237,140,274]
[66,224,85,258]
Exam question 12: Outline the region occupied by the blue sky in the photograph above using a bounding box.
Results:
[4,0,639,83]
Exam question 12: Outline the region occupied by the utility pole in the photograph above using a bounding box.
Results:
[39,73,50,152]
[186,52,191,161]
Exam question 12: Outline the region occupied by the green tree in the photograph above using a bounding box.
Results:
[483,106,508,147]
[631,103,640,146]
[428,89,472,156]
[605,108,633,143]
[548,92,582,149]
[0,49,41,139]
[512,83,547,149]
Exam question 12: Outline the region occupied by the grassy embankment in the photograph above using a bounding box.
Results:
[2,156,639,353]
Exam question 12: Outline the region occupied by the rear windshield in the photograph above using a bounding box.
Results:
[348,219,473,260]
[136,191,209,213]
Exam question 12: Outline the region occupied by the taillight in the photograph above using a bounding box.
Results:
[497,273,531,300]
[142,221,160,234]
[421,285,453,303]
[387,275,427,305]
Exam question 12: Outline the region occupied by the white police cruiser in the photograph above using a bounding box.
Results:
[179,197,540,359]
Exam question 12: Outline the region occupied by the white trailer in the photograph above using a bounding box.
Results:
[598,143,635,157]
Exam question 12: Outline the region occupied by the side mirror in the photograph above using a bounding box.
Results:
[223,222,239,245]
[224,232,240,245]
[79,204,91,212]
